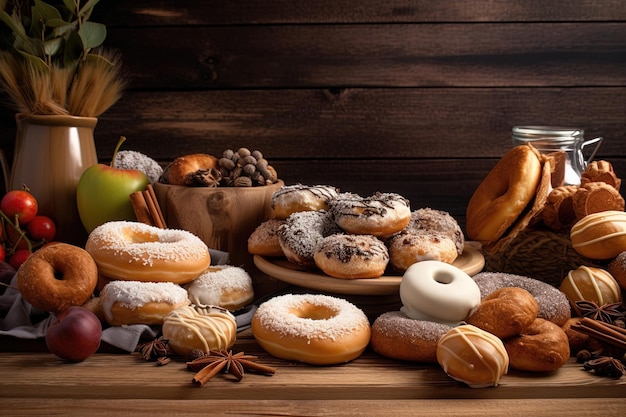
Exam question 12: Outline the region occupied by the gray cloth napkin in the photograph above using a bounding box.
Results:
[0,248,253,353]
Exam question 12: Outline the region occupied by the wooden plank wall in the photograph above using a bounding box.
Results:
[1,0,625,229]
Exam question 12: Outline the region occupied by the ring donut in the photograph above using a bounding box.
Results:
[252,293,371,365]
[16,243,98,313]
[466,144,542,242]
[85,221,211,284]
[399,261,481,325]
[472,272,571,326]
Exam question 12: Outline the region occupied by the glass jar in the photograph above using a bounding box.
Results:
[511,126,603,186]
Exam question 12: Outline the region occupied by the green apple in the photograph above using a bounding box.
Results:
[76,137,150,233]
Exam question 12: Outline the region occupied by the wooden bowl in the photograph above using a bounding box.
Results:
[154,180,284,268]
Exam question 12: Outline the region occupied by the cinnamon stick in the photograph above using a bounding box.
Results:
[130,191,155,226]
[571,318,626,350]
[146,184,167,227]
[143,190,166,229]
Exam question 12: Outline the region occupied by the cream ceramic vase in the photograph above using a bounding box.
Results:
[9,113,98,245]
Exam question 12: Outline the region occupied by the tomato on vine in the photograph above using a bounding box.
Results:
[1,190,38,225]
[27,216,56,242]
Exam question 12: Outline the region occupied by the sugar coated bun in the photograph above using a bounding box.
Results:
[472,272,571,326]
[247,218,285,257]
[406,208,465,255]
[162,304,237,357]
[162,153,219,186]
[370,311,452,363]
[570,210,626,259]
[16,243,98,313]
[468,287,539,339]
[251,293,371,365]
[559,266,622,309]
[466,144,542,242]
[436,324,509,388]
[99,280,190,326]
[86,221,211,284]
[329,192,411,237]
[185,265,254,311]
[573,182,625,221]
[313,234,389,278]
[114,150,163,184]
[608,251,626,290]
[503,318,570,372]
[278,210,340,267]
[388,231,458,272]
[400,261,481,325]
[271,184,339,219]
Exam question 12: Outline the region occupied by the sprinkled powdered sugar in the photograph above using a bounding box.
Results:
[100,280,189,315]
[372,311,452,342]
[87,221,209,267]
[113,150,163,184]
[407,208,465,255]
[472,272,570,325]
[186,265,253,306]
[271,184,339,209]
[255,294,369,341]
[278,211,340,260]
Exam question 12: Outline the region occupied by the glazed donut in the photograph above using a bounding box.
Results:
[607,251,626,290]
[251,293,371,365]
[400,261,481,325]
[162,153,220,186]
[99,280,190,326]
[573,182,625,221]
[503,318,570,372]
[16,243,98,313]
[278,210,340,267]
[559,266,622,310]
[472,272,571,326]
[542,185,578,230]
[247,218,285,257]
[466,144,542,242]
[436,324,509,388]
[370,311,452,363]
[328,192,411,237]
[405,208,465,255]
[185,265,254,311]
[313,234,389,279]
[270,184,339,219]
[581,160,621,191]
[388,231,458,272]
[162,304,237,357]
[85,221,211,284]
[468,287,539,339]
[570,210,626,259]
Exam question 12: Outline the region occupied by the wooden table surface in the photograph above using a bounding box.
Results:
[1,327,625,417]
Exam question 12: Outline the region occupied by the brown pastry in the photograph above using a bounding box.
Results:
[161,153,220,186]
[581,160,621,191]
[542,185,578,230]
[573,181,625,221]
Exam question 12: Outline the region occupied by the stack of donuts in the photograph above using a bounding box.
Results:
[16,220,260,357]
[248,183,465,278]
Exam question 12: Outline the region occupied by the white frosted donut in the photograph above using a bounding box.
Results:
[251,293,371,365]
[329,192,411,237]
[185,265,255,311]
[472,272,571,326]
[86,221,211,284]
[400,261,481,325]
[99,280,190,326]
[162,304,237,357]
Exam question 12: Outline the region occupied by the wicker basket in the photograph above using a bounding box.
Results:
[482,228,601,287]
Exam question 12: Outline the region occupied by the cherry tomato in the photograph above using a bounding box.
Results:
[27,216,56,242]
[1,191,38,225]
[9,249,31,270]
[0,245,5,263]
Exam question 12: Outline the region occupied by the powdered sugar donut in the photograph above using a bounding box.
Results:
[271,184,339,219]
[247,218,285,257]
[388,231,458,272]
[472,272,571,326]
[86,221,211,284]
[186,265,254,311]
[329,192,411,237]
[99,280,189,326]
[278,210,340,267]
[252,293,371,365]
[314,234,389,279]
[405,208,465,255]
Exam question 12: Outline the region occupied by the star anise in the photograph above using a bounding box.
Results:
[187,349,276,386]
[583,356,626,378]
[575,300,625,324]
[136,338,171,362]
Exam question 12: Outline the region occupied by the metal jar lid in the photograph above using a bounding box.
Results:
[512,126,584,142]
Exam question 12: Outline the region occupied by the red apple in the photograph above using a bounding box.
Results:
[45,306,102,362]
[76,137,150,233]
